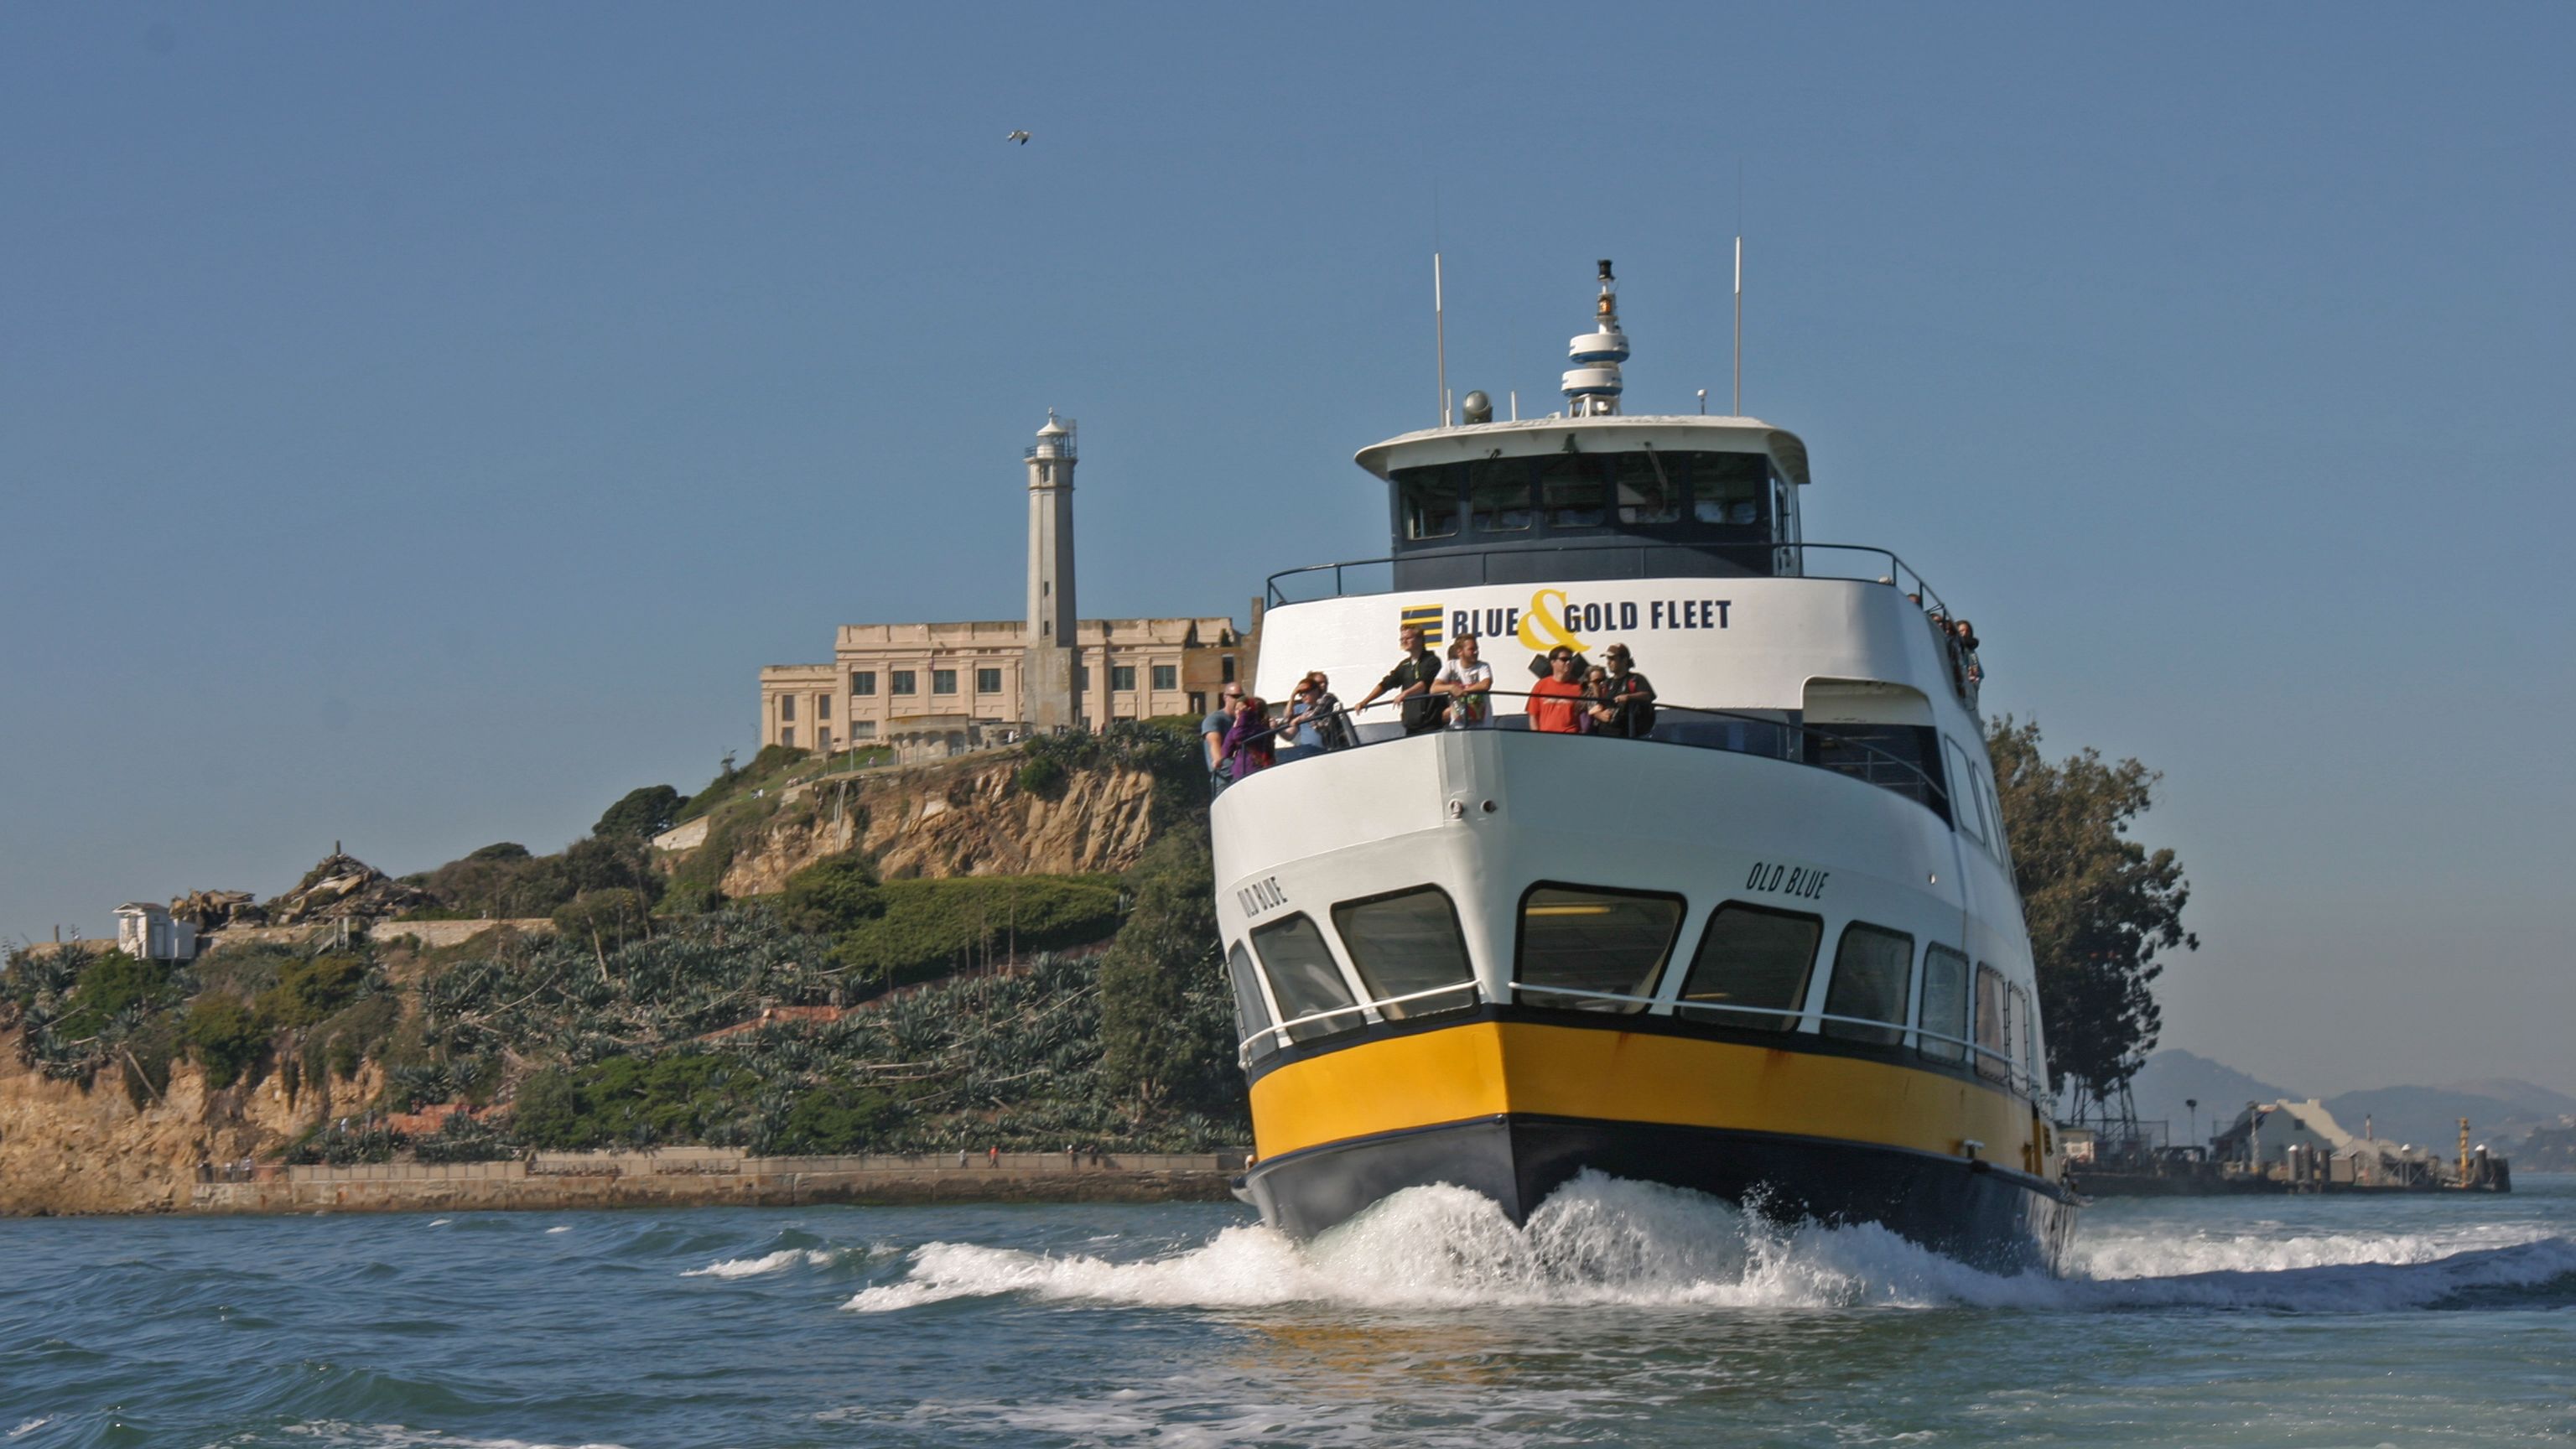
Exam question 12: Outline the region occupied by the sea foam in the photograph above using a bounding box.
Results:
[839,1169,2576,1317]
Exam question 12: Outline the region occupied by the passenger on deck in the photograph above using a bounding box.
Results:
[1223,693,1277,778]
[1527,647,1587,733]
[1952,619,1983,688]
[1581,664,1612,734]
[1287,672,1353,751]
[1590,643,1657,738]
[1354,624,1447,735]
[1435,634,1494,728]
[1201,683,1244,792]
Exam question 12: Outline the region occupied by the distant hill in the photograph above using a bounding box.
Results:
[2319,1084,2565,1156]
[2124,1048,2572,1156]
[2128,1049,2298,1146]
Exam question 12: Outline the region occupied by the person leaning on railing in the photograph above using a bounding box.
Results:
[1353,623,1447,735]
[1589,643,1657,738]
[1527,647,1587,733]
[1200,683,1244,792]
[1433,633,1494,728]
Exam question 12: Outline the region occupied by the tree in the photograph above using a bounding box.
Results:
[1986,716,2196,1121]
[1098,824,1236,1113]
[183,996,267,1089]
[594,785,688,841]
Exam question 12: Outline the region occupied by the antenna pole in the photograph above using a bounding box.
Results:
[1732,236,1743,415]
[1434,252,1449,426]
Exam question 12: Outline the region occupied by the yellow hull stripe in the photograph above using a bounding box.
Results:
[1249,1021,2050,1176]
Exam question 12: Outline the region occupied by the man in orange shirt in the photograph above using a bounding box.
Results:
[1527,647,1587,733]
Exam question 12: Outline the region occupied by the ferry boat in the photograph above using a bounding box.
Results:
[1212,261,2077,1274]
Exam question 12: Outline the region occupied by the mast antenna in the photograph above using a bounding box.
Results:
[1732,236,1743,416]
[1434,252,1448,426]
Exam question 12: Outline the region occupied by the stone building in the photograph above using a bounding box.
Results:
[758,414,1255,757]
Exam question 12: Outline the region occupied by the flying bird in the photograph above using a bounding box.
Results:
[1006,130,1031,145]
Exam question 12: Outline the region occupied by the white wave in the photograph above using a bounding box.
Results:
[272,1424,631,1449]
[426,1219,450,1228]
[11,1420,54,1441]
[843,1170,2576,1317]
[683,1248,837,1279]
[544,1225,571,1234]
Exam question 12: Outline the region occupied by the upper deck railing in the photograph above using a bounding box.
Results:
[1265,539,1952,615]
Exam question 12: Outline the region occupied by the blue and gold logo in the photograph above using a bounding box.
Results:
[1398,602,1445,646]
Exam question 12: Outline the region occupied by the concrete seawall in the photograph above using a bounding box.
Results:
[188,1148,1248,1215]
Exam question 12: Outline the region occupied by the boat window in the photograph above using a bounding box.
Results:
[1690,452,1768,526]
[1397,465,1462,541]
[1945,740,1987,844]
[2017,984,2041,1086]
[1333,886,1478,1019]
[1535,454,1607,528]
[1515,884,1684,1013]
[1973,963,2010,1083]
[1226,943,1278,1063]
[1250,914,1362,1042]
[1675,902,1822,1031]
[1468,461,1535,532]
[2010,982,2038,1089]
[1807,723,1948,818]
[1614,453,1680,524]
[1821,923,1914,1046]
[1919,947,1970,1063]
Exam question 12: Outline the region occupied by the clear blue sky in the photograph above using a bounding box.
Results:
[6,5,2571,1095]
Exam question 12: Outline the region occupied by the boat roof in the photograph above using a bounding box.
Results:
[1355,414,1811,488]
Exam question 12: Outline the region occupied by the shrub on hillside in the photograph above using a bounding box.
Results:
[593,785,688,840]
[1099,824,1235,1113]
[551,888,654,950]
[1015,755,1067,797]
[826,875,1122,989]
[184,996,266,1089]
[52,950,178,1041]
[256,953,368,1030]
[779,854,886,934]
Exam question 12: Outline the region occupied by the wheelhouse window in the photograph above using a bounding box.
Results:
[1226,943,1278,1063]
[1690,452,1769,526]
[1614,453,1681,524]
[1398,465,1462,540]
[1675,902,1821,1031]
[1516,885,1684,1013]
[1250,914,1361,1042]
[1821,923,1914,1046]
[1535,454,1607,528]
[1974,963,2011,1083]
[1919,946,1970,1063]
[1469,464,1535,532]
[1332,886,1477,1019]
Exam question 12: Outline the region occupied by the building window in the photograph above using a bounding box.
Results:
[1110,665,1136,693]
[1153,664,1177,691]
[1249,914,1359,1043]
[780,726,795,748]
[816,694,830,720]
[851,722,876,741]
[817,728,834,750]
[1515,884,1684,1014]
[975,667,1002,694]
[779,694,796,722]
[1821,922,1913,1046]
[1221,656,1238,684]
[891,670,917,696]
[1189,692,1208,715]
[851,671,875,697]
[932,669,958,695]
[1676,903,1822,1032]
[1332,886,1476,1019]
[1077,665,1090,689]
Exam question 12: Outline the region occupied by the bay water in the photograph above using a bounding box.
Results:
[4,1173,2570,1446]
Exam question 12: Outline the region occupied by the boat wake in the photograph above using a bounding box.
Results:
[837,1170,2576,1315]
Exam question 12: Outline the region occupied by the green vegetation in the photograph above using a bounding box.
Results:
[50,951,177,1041]
[825,875,1122,990]
[183,995,265,1089]
[593,785,688,840]
[255,953,368,1029]
[1987,716,2196,1119]
[778,853,886,934]
[1100,824,1236,1114]
[673,744,811,824]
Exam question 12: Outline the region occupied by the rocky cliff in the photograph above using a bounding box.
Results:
[0,1041,380,1214]
[699,750,1164,897]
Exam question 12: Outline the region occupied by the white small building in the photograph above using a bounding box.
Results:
[2212,1098,2354,1167]
[113,901,199,963]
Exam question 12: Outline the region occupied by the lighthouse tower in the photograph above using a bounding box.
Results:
[1023,411,1079,731]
